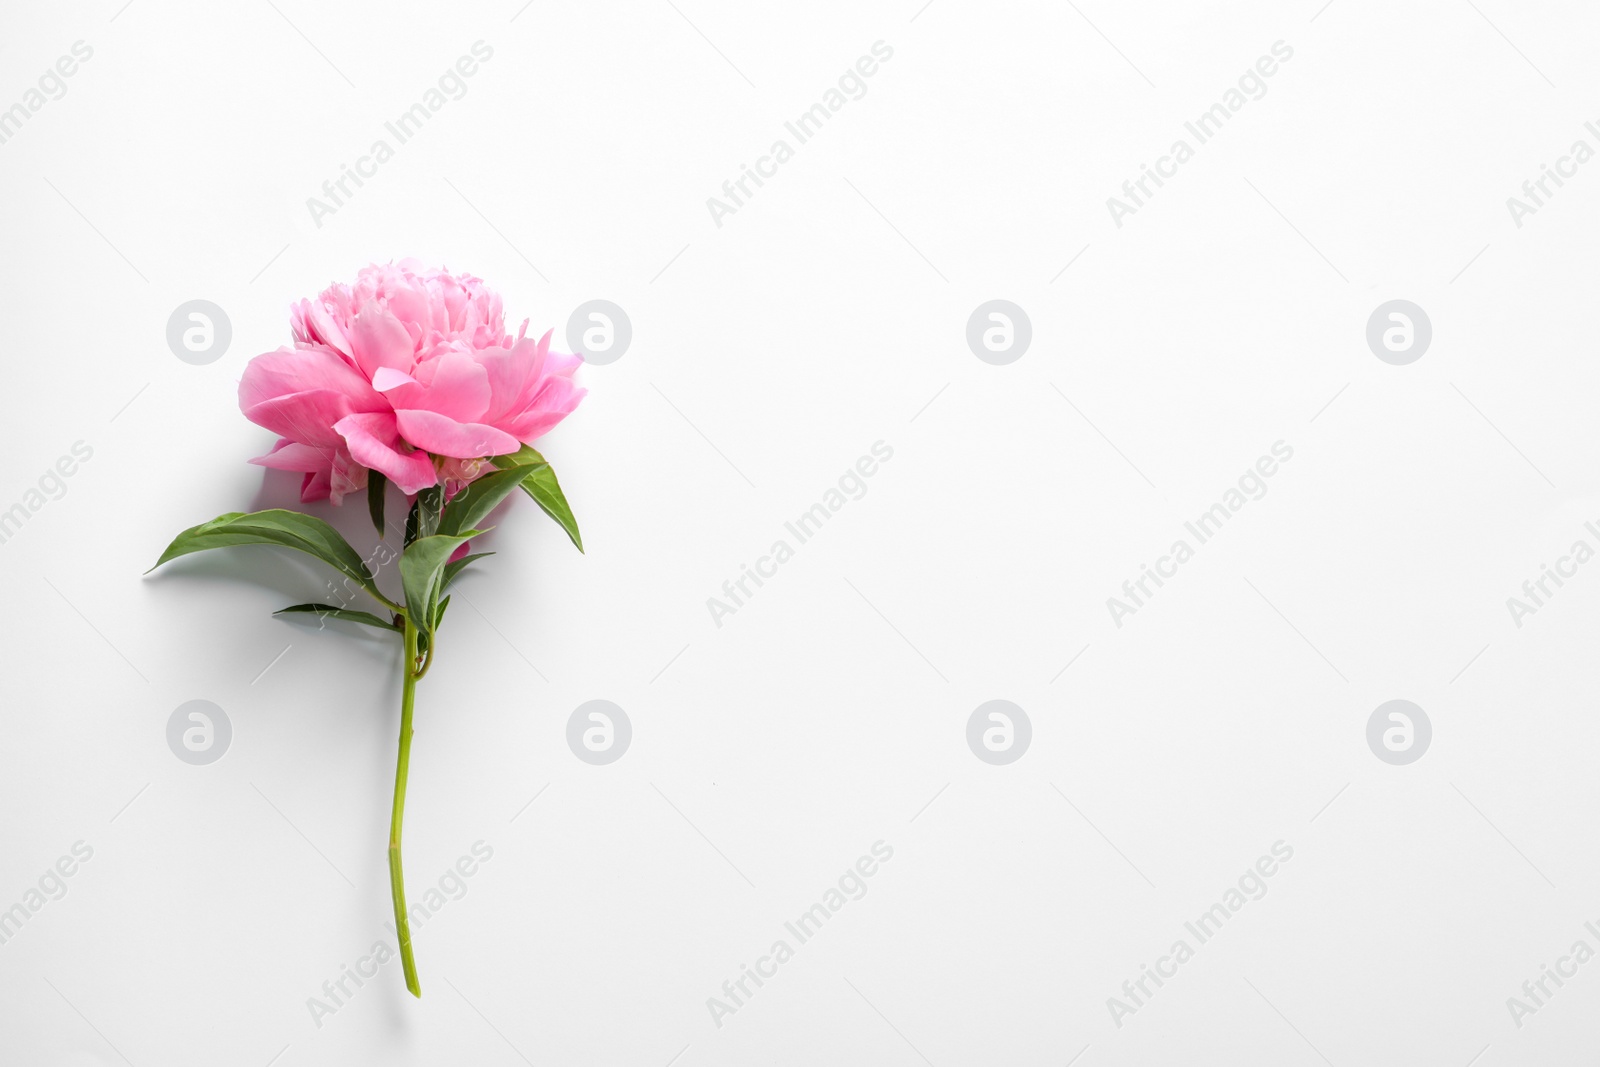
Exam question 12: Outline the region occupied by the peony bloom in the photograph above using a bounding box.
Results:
[241,262,584,503]
[154,260,592,1002]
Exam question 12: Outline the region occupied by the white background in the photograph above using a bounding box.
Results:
[2,0,1599,1064]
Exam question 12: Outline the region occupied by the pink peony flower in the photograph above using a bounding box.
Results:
[289,259,508,360]
[241,262,585,503]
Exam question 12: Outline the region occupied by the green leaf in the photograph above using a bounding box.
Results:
[367,472,387,536]
[274,603,400,632]
[443,551,494,588]
[417,594,453,660]
[403,485,444,547]
[439,465,542,537]
[150,510,384,603]
[399,531,480,637]
[490,446,582,552]
[416,486,443,540]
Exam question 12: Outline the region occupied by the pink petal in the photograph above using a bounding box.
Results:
[414,352,492,422]
[334,412,437,495]
[243,390,363,448]
[292,298,353,360]
[385,285,432,335]
[239,346,383,413]
[301,468,332,502]
[372,366,417,392]
[349,307,416,379]
[250,439,336,473]
[328,450,367,506]
[393,409,521,458]
[474,336,544,423]
[506,379,587,443]
[545,347,584,378]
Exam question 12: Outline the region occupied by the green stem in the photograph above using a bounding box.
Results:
[372,589,406,615]
[389,616,422,997]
